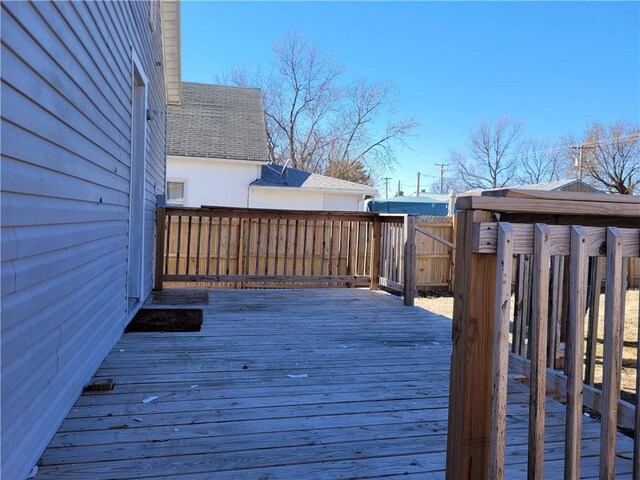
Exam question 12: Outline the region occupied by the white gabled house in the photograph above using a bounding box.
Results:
[167,82,377,211]
[1,1,180,477]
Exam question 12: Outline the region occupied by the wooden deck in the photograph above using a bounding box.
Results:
[37,289,634,479]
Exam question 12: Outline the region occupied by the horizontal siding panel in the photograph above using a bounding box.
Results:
[1,221,126,263]
[0,73,129,167]
[2,1,130,129]
[2,156,129,207]
[2,192,129,227]
[1,239,127,331]
[2,295,124,475]
[1,84,129,171]
[2,262,126,365]
[0,0,167,477]
[11,231,127,293]
[0,25,129,152]
[1,121,130,193]
[35,1,131,112]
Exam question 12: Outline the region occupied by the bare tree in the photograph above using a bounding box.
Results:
[515,139,563,185]
[578,121,640,194]
[429,177,462,194]
[450,117,523,190]
[325,159,372,185]
[228,32,416,181]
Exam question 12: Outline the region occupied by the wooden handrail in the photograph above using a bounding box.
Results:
[446,216,640,480]
[154,206,417,305]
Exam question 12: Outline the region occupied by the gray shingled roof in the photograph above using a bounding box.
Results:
[167,82,270,162]
[251,165,378,194]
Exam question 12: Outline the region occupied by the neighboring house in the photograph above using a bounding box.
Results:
[367,193,454,215]
[516,178,601,193]
[250,164,378,211]
[167,82,377,211]
[0,1,180,478]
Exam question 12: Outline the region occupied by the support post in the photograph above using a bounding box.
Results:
[154,205,166,291]
[370,216,381,290]
[403,215,417,306]
[446,209,495,480]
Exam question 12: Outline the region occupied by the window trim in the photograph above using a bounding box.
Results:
[166,178,187,206]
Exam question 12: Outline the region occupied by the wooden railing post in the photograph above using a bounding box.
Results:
[446,209,495,480]
[154,205,166,291]
[403,215,417,306]
[370,216,381,290]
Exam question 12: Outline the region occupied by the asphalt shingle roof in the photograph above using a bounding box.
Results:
[252,165,378,194]
[167,82,270,162]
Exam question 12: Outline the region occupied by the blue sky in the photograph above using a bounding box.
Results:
[181,1,640,191]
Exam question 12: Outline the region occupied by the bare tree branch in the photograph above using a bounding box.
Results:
[226,32,416,182]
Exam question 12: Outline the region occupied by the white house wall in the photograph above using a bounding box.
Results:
[0,2,166,478]
[167,155,262,207]
[249,188,365,211]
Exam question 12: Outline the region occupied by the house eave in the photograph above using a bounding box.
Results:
[249,184,378,196]
[161,1,181,106]
[168,154,268,166]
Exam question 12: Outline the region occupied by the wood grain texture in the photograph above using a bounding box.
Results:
[488,223,514,480]
[446,209,496,480]
[457,194,640,217]
[528,223,551,480]
[585,257,605,386]
[472,223,640,257]
[403,215,417,306]
[564,226,588,480]
[35,288,634,480]
[600,227,624,480]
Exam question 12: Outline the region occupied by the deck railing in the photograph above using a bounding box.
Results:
[154,205,417,305]
[446,189,640,480]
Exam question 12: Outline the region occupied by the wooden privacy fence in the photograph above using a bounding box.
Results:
[446,189,640,480]
[155,206,418,305]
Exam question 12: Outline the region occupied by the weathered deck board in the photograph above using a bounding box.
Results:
[37,288,633,479]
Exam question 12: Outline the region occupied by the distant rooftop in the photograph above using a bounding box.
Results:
[251,165,378,195]
[516,179,600,192]
[167,82,270,162]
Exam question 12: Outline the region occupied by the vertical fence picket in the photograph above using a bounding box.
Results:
[274,219,280,275]
[292,220,299,275]
[528,223,551,480]
[176,215,182,275]
[488,223,514,480]
[164,214,171,276]
[185,216,192,275]
[600,227,624,479]
[585,257,605,385]
[225,218,232,275]
[195,216,202,275]
[564,226,588,480]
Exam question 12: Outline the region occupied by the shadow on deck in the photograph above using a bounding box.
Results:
[37,289,633,479]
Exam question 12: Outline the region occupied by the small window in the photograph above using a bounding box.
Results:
[167,181,185,205]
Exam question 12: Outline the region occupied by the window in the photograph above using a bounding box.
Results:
[167,180,185,205]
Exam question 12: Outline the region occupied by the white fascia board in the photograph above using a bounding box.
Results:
[249,184,378,197]
[168,155,268,166]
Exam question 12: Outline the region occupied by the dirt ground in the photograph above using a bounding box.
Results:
[415,290,639,400]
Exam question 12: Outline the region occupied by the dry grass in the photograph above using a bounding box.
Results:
[415,290,639,401]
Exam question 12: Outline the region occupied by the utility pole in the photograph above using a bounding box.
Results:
[571,145,584,180]
[397,180,402,197]
[382,177,391,199]
[572,144,594,181]
[435,163,448,194]
[416,172,421,197]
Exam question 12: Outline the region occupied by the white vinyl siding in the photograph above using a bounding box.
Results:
[0,1,167,478]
